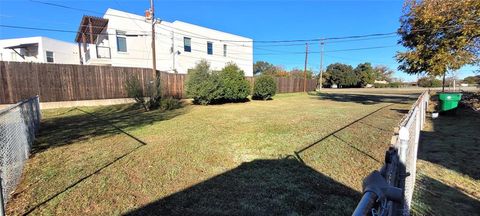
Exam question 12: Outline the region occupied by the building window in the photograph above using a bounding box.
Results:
[223,44,227,57]
[46,51,54,63]
[116,30,127,52]
[207,42,213,55]
[184,37,191,52]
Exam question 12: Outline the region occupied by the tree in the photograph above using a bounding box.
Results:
[417,76,442,87]
[289,68,314,79]
[354,63,376,87]
[463,75,480,84]
[253,61,275,75]
[325,63,357,88]
[373,65,394,82]
[396,0,480,91]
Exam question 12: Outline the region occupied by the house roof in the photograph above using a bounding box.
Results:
[75,15,109,44]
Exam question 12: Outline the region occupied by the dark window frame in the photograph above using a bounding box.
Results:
[223,44,227,57]
[207,41,213,55]
[116,30,127,52]
[184,37,191,52]
[46,51,54,63]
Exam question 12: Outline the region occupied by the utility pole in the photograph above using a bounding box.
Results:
[304,42,309,92]
[171,31,176,72]
[319,39,324,90]
[150,0,157,77]
[149,0,161,100]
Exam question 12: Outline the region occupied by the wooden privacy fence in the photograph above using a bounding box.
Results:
[0,61,317,104]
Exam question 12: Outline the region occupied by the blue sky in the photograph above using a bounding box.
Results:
[0,0,477,81]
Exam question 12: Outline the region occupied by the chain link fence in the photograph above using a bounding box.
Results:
[396,91,429,215]
[353,91,429,216]
[0,96,41,209]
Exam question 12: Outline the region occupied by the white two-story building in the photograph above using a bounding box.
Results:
[0,37,79,64]
[76,9,254,76]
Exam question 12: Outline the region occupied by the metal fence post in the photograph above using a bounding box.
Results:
[398,126,409,163]
[0,177,5,216]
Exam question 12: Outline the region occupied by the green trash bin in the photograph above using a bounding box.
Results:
[438,92,462,112]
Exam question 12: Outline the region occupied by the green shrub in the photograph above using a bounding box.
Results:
[373,82,403,88]
[418,77,442,87]
[186,60,223,105]
[373,83,388,88]
[125,75,148,111]
[253,75,277,100]
[160,97,182,110]
[388,82,402,88]
[218,63,250,101]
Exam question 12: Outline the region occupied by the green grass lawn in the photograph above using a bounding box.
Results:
[412,97,480,216]
[7,92,417,215]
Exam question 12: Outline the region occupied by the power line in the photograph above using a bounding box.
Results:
[26,0,480,45]
[24,0,393,44]
[0,24,149,37]
[29,0,146,22]
[255,45,398,56]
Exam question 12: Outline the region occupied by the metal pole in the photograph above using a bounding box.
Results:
[304,43,309,92]
[0,177,5,216]
[319,39,324,89]
[352,191,378,216]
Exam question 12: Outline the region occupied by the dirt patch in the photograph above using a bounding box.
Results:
[461,91,480,111]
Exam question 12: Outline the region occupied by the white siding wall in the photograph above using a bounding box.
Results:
[0,37,42,62]
[100,9,253,76]
[41,37,79,64]
[0,37,79,64]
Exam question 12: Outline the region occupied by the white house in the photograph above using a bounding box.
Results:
[75,9,254,76]
[0,37,80,64]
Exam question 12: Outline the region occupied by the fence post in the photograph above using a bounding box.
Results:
[398,126,409,163]
[0,177,4,216]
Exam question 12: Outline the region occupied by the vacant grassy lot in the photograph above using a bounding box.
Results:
[7,92,417,215]
[412,97,480,216]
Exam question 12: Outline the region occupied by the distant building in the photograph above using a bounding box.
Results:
[374,80,389,84]
[0,37,79,64]
[75,9,254,76]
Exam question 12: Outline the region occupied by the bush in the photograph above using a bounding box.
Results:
[218,63,250,101]
[253,75,277,100]
[187,61,252,105]
[418,77,442,87]
[186,60,224,105]
[373,83,388,88]
[125,75,149,111]
[388,82,402,88]
[160,97,182,110]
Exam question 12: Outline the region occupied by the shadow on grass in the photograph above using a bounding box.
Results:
[418,107,480,180]
[412,175,480,215]
[191,97,252,105]
[124,158,360,215]
[292,103,393,164]
[312,92,418,105]
[33,103,190,154]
